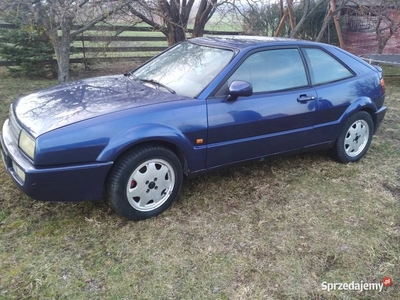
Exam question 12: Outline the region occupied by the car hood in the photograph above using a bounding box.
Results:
[13,75,189,137]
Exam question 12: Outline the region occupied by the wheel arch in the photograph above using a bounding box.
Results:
[326,97,377,147]
[110,140,189,177]
[359,107,376,127]
[339,97,377,129]
[98,124,196,171]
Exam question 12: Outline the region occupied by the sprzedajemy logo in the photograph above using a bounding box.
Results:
[321,277,393,293]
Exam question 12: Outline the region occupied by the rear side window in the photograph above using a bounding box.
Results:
[302,48,353,85]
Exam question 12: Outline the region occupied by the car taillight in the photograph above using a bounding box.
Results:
[380,78,386,95]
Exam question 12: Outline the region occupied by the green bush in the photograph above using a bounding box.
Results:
[0,25,56,78]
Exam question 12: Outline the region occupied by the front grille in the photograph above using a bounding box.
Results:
[8,108,22,145]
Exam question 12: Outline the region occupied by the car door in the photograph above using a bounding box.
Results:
[206,47,318,169]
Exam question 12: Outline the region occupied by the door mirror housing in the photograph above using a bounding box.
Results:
[227,80,253,101]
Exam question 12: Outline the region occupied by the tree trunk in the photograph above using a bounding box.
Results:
[192,22,205,37]
[279,0,285,19]
[289,0,310,38]
[331,0,344,48]
[287,0,296,30]
[165,23,187,46]
[375,17,396,54]
[163,0,188,45]
[275,8,288,36]
[129,0,203,45]
[316,7,333,42]
[54,45,70,84]
[316,0,346,43]
[191,22,205,37]
[192,0,217,37]
[54,17,72,83]
[377,31,393,54]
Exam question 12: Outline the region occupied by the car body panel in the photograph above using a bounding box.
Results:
[1,119,113,201]
[14,75,191,137]
[34,98,208,169]
[206,87,318,168]
[0,36,387,203]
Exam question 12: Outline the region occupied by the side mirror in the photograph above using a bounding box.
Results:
[227,80,253,101]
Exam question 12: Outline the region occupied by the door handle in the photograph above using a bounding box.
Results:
[297,95,315,103]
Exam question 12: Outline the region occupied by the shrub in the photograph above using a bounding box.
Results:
[0,24,56,78]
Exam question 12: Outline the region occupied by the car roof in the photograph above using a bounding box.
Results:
[189,35,321,50]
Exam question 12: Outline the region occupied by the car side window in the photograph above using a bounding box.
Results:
[216,48,308,96]
[302,48,353,85]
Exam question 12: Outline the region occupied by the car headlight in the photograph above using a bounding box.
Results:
[19,130,36,160]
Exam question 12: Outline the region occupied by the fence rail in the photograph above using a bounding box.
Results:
[0,23,241,35]
[75,36,167,42]
[0,23,242,67]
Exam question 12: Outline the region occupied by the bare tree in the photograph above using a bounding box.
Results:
[127,0,227,46]
[347,0,400,54]
[315,0,348,43]
[289,0,311,38]
[233,0,280,36]
[0,0,130,83]
[235,0,326,39]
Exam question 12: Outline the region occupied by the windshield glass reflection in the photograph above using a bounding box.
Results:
[132,42,234,98]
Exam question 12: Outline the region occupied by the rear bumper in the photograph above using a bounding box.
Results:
[1,119,113,202]
[374,105,387,133]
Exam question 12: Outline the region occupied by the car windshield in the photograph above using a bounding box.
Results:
[131,42,235,98]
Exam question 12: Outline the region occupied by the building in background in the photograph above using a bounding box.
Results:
[341,0,400,56]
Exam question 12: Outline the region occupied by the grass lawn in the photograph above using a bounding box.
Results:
[0,66,399,299]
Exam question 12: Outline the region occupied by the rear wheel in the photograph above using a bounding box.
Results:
[107,145,183,220]
[331,111,374,163]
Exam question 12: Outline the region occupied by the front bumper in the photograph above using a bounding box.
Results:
[1,119,113,202]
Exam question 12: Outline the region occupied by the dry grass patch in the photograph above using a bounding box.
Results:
[0,67,399,299]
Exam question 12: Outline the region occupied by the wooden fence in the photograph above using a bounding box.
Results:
[0,23,241,67]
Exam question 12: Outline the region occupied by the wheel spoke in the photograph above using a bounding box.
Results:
[146,162,162,180]
[354,122,363,137]
[132,168,150,186]
[359,125,368,143]
[151,167,172,204]
[139,196,150,207]
[127,184,146,200]
[345,127,355,152]
[156,176,172,196]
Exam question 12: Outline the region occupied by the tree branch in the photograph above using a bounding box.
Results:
[128,3,167,34]
[78,0,90,8]
[71,1,130,38]
[227,1,251,25]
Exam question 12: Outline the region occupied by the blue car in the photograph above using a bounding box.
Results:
[1,36,387,220]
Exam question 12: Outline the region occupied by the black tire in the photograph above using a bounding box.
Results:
[106,145,183,220]
[331,111,374,163]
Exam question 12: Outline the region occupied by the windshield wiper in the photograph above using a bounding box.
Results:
[138,78,176,94]
[128,74,176,94]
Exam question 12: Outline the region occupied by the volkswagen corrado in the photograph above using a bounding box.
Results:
[0,36,387,220]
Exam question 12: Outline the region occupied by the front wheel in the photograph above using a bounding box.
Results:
[331,111,374,163]
[106,145,183,220]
